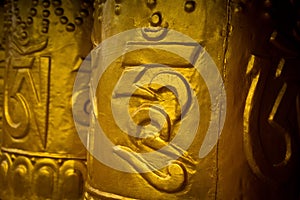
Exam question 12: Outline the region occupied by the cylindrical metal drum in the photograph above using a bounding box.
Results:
[0,0,299,199]
[0,1,93,199]
[84,0,300,199]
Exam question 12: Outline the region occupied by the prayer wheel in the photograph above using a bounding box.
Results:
[1,0,300,199]
[0,0,93,199]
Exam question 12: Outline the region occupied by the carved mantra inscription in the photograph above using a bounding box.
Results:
[112,65,197,193]
[244,53,300,182]
[4,56,50,147]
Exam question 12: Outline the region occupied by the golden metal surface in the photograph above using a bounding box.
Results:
[219,0,300,199]
[87,0,300,199]
[0,0,93,199]
[86,0,227,199]
[0,0,299,200]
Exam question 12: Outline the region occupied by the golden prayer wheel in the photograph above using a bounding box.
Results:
[0,0,93,199]
[84,0,300,199]
[1,0,300,200]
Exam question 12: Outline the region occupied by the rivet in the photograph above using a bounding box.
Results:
[32,0,38,6]
[27,17,33,24]
[42,10,50,17]
[52,0,62,7]
[55,8,64,16]
[66,23,75,32]
[42,19,49,25]
[60,16,68,24]
[20,22,26,28]
[184,1,196,13]
[42,0,50,8]
[80,9,89,17]
[30,8,37,16]
[75,17,83,25]
[150,12,162,26]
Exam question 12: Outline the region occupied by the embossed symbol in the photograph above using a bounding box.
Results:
[244,54,300,182]
[4,56,50,146]
[73,28,226,185]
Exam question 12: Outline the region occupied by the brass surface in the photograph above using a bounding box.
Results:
[0,0,93,199]
[0,0,299,200]
[219,1,300,199]
[87,0,300,199]
[87,0,226,199]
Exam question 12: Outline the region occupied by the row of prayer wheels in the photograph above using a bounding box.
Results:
[0,0,299,199]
